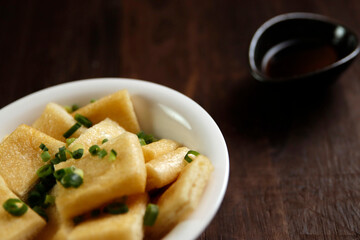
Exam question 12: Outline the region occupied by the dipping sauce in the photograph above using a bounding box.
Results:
[261,40,339,79]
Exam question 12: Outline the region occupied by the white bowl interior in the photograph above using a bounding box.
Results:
[0,78,229,240]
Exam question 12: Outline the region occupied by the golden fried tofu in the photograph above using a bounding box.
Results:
[55,118,125,171]
[146,155,213,239]
[0,175,46,240]
[54,132,146,219]
[32,103,87,142]
[69,194,148,240]
[146,147,189,191]
[72,90,140,133]
[0,124,64,197]
[35,204,60,240]
[142,139,181,163]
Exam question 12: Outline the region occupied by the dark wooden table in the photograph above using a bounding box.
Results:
[2,1,360,239]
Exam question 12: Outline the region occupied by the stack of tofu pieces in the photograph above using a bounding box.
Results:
[0,90,213,240]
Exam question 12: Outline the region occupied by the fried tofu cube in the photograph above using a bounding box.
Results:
[0,175,46,240]
[55,118,125,171]
[69,194,148,240]
[32,103,87,142]
[0,124,64,197]
[142,139,181,162]
[35,204,61,240]
[54,132,146,219]
[146,147,189,191]
[146,155,213,239]
[73,90,140,133]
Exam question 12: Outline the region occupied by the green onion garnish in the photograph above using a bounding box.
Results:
[184,150,200,163]
[41,151,51,162]
[58,146,67,162]
[109,149,117,161]
[38,175,56,192]
[39,143,48,151]
[98,149,107,158]
[3,198,28,216]
[60,172,83,188]
[104,202,128,214]
[143,203,159,226]
[64,104,80,113]
[44,194,55,207]
[72,104,79,112]
[137,131,158,145]
[27,190,44,208]
[32,206,48,221]
[89,145,100,156]
[51,157,61,165]
[36,164,54,178]
[53,169,66,181]
[64,105,72,113]
[139,138,146,146]
[34,182,46,194]
[74,113,92,128]
[102,138,108,144]
[72,148,84,159]
[63,122,81,138]
[90,99,96,103]
[66,138,76,146]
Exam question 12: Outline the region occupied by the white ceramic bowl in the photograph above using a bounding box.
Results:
[0,78,229,240]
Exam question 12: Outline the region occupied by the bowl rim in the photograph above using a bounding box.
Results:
[248,12,360,83]
[0,78,230,240]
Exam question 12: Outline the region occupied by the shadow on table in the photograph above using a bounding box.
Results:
[227,76,338,140]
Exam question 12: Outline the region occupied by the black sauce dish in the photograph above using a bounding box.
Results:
[249,12,360,86]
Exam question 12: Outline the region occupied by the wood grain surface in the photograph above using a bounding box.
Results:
[2,1,360,239]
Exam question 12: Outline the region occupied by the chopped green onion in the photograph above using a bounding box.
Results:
[109,149,117,161]
[36,164,54,178]
[72,148,84,159]
[58,146,67,162]
[44,194,55,207]
[90,99,96,103]
[184,150,200,163]
[41,151,51,162]
[72,104,79,112]
[102,138,108,144]
[40,175,57,192]
[66,138,76,146]
[97,149,107,158]
[64,105,72,113]
[63,122,81,138]
[27,190,44,208]
[54,166,79,180]
[3,198,28,216]
[104,202,128,214]
[139,138,146,146]
[73,168,84,178]
[34,182,46,194]
[143,203,159,226]
[74,113,92,128]
[32,206,48,221]
[53,169,66,181]
[137,131,158,145]
[39,143,48,151]
[89,145,100,156]
[51,157,61,165]
[137,131,146,139]
[60,173,83,188]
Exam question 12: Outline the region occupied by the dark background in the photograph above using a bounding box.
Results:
[2,1,360,239]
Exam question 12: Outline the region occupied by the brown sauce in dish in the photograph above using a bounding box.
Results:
[262,40,339,79]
